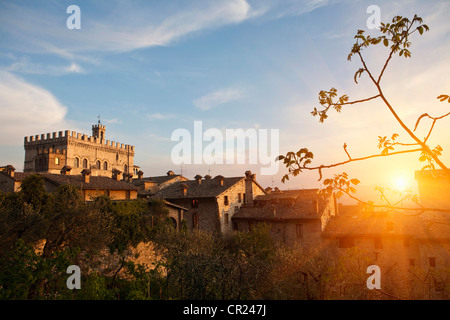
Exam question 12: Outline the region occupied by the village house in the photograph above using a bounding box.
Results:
[322,212,450,299]
[0,165,138,201]
[154,171,266,234]
[232,188,337,246]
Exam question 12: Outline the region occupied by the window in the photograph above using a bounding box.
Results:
[403,238,410,247]
[35,159,39,169]
[296,224,303,238]
[238,193,242,203]
[103,161,108,171]
[124,164,128,173]
[96,160,101,169]
[233,222,238,231]
[74,157,80,168]
[224,196,229,206]
[55,157,59,165]
[374,238,383,249]
[82,159,88,169]
[429,257,436,268]
[192,213,199,230]
[191,199,199,208]
[224,213,229,224]
[339,237,355,248]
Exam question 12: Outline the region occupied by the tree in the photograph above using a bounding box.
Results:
[277,14,449,213]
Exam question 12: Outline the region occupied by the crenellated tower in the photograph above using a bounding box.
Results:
[23,123,136,178]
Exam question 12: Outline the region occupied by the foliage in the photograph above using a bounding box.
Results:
[277,14,449,212]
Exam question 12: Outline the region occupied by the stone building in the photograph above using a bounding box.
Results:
[322,213,450,299]
[0,165,138,201]
[232,188,337,246]
[154,171,266,234]
[415,169,450,219]
[23,122,136,179]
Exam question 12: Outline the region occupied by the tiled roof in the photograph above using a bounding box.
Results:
[323,214,450,240]
[233,189,324,220]
[254,189,319,201]
[44,174,138,191]
[2,171,137,191]
[155,176,244,199]
[132,174,186,186]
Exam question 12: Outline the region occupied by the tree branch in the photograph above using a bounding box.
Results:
[289,148,422,174]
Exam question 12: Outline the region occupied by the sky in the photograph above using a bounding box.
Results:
[0,0,449,201]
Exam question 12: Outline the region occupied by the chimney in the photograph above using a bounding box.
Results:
[194,174,202,184]
[137,170,144,179]
[81,169,91,183]
[244,171,254,207]
[60,165,72,175]
[265,187,272,194]
[204,174,212,180]
[113,169,122,181]
[167,170,175,176]
[180,183,188,196]
[215,175,224,186]
[6,165,15,178]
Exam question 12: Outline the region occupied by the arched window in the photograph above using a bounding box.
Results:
[83,158,88,169]
[74,157,80,168]
[96,160,101,169]
[103,161,108,171]
[55,157,60,165]
[124,164,128,173]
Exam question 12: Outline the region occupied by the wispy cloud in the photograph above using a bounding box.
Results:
[5,58,85,75]
[193,87,246,110]
[0,71,68,145]
[103,118,122,124]
[0,0,262,55]
[146,113,176,120]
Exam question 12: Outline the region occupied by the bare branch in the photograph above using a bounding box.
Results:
[291,148,422,173]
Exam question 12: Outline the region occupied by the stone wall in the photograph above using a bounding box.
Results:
[24,128,135,178]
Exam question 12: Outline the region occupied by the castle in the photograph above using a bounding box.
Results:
[23,122,138,179]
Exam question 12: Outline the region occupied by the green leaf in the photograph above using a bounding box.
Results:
[417,26,423,35]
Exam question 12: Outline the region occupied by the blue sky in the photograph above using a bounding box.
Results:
[1,0,449,196]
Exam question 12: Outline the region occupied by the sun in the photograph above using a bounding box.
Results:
[393,176,409,191]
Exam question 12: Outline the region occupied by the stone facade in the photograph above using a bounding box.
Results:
[322,213,450,299]
[232,189,337,247]
[23,123,135,178]
[154,171,266,234]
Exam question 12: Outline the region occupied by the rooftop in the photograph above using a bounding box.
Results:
[155,176,245,199]
[1,171,138,191]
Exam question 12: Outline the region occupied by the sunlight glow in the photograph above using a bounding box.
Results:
[393,176,410,191]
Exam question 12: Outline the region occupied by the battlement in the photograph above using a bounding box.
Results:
[24,130,135,153]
